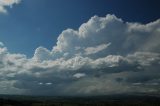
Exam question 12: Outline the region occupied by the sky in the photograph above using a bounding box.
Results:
[0,0,160,96]
[0,0,160,57]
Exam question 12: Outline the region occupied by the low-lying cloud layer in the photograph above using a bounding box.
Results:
[0,0,21,13]
[0,14,160,95]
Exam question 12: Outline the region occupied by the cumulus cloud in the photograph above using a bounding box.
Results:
[0,14,160,95]
[0,0,21,13]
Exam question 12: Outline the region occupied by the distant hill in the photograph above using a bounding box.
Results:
[0,94,160,106]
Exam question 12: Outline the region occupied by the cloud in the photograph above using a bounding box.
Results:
[0,0,21,13]
[0,42,4,47]
[84,43,111,55]
[73,73,86,79]
[0,14,160,95]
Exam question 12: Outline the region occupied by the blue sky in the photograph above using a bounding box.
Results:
[0,0,160,57]
[0,0,160,95]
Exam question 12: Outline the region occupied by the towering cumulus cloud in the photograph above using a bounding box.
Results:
[0,0,21,13]
[0,14,160,95]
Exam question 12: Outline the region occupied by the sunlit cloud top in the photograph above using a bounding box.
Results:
[0,0,21,13]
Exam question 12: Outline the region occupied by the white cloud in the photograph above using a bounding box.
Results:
[45,82,52,85]
[84,43,111,55]
[73,73,86,79]
[0,14,160,95]
[0,0,21,13]
[33,46,51,61]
